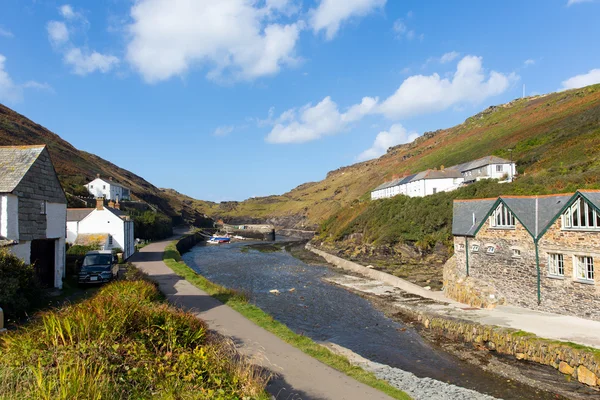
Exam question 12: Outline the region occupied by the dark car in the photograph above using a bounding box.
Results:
[78,250,119,284]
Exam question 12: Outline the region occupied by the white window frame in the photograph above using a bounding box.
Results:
[563,197,600,230]
[490,203,515,228]
[486,245,495,254]
[471,244,480,252]
[574,255,594,282]
[548,254,564,277]
[496,165,503,172]
[512,248,521,258]
[456,243,465,251]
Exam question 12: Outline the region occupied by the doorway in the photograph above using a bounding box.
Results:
[30,239,56,287]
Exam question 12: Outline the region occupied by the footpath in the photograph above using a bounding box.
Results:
[308,245,600,349]
[131,238,393,400]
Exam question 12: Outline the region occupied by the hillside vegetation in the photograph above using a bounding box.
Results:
[0,104,214,225]
[207,84,600,230]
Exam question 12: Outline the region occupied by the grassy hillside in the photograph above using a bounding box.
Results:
[211,84,600,228]
[0,104,214,224]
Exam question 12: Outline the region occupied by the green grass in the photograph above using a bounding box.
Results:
[163,241,412,400]
[0,273,269,400]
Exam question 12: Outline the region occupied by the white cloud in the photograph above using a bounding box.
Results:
[0,54,22,103]
[357,124,419,161]
[265,95,377,144]
[214,125,234,136]
[567,0,593,5]
[378,55,517,119]
[126,0,303,83]
[47,21,69,46]
[0,27,14,38]
[393,18,417,40]
[64,48,119,75]
[22,81,54,92]
[440,51,460,63]
[311,0,386,40]
[60,4,76,19]
[524,59,535,66]
[561,69,600,90]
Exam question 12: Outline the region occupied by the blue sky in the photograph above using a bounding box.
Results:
[1,0,599,202]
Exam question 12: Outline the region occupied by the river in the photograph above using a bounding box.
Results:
[182,240,578,399]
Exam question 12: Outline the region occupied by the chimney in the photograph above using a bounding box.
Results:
[96,197,104,211]
[96,173,100,179]
[108,200,115,208]
[114,199,120,210]
[109,177,113,181]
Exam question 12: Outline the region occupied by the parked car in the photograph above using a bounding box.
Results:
[78,250,119,284]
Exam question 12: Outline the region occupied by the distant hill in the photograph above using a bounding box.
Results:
[207,84,600,230]
[0,103,214,225]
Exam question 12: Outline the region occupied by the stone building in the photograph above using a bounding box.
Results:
[449,191,600,321]
[0,145,67,289]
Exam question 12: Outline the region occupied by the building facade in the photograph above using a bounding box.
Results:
[67,198,135,259]
[0,145,67,289]
[453,156,517,183]
[450,191,600,320]
[84,175,131,201]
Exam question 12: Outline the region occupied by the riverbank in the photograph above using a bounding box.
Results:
[134,236,408,399]
[307,244,600,397]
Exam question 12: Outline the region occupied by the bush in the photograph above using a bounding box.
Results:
[132,210,173,241]
[66,244,100,256]
[0,251,44,321]
[0,279,269,399]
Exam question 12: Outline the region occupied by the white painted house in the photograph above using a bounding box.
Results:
[84,175,131,201]
[67,198,135,259]
[0,145,67,289]
[405,169,464,197]
[452,156,516,183]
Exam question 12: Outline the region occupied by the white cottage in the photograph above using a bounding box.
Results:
[84,175,131,201]
[405,169,464,197]
[67,198,135,259]
[452,156,516,183]
[0,145,67,289]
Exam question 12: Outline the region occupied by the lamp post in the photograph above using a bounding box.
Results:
[508,148,514,182]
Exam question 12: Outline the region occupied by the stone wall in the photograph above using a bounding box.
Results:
[175,232,204,255]
[404,306,600,388]
[13,148,66,241]
[449,217,600,320]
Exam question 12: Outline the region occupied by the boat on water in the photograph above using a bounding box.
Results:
[207,236,231,244]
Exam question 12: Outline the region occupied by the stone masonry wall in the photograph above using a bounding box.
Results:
[13,149,67,241]
[449,217,600,320]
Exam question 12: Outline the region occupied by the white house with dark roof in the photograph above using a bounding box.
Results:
[450,190,600,320]
[67,198,135,259]
[0,145,67,289]
[405,169,464,197]
[451,155,516,183]
[84,175,131,201]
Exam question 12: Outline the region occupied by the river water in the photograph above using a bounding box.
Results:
[182,240,570,399]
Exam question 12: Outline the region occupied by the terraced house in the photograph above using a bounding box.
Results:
[450,190,600,321]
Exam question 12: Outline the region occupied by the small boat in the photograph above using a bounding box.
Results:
[207,236,231,244]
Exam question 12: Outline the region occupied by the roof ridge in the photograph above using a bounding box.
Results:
[454,197,498,202]
[0,144,46,149]
[500,193,575,199]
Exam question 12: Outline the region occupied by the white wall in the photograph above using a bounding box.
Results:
[78,209,126,253]
[46,202,66,289]
[8,241,31,264]
[66,221,78,244]
[0,194,19,240]
[54,238,65,289]
[423,177,464,196]
[488,163,516,181]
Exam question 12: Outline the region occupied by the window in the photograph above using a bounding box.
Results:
[90,185,93,188]
[40,201,46,215]
[108,235,113,246]
[496,165,503,172]
[432,188,437,194]
[548,254,564,277]
[575,256,594,281]
[563,197,600,229]
[512,248,521,258]
[456,243,465,251]
[486,245,495,254]
[471,244,480,252]
[491,203,515,228]
[103,185,106,189]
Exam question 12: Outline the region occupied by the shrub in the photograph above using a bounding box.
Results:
[131,210,173,241]
[66,244,100,256]
[0,250,44,321]
[0,279,269,399]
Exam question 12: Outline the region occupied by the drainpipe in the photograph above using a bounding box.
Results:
[465,236,470,277]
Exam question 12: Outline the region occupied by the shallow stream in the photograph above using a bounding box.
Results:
[182,240,574,399]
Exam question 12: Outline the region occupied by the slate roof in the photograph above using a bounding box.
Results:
[0,145,45,193]
[0,234,17,247]
[501,195,572,237]
[452,156,513,173]
[579,190,600,211]
[67,207,127,222]
[372,177,404,192]
[452,199,497,236]
[411,169,463,181]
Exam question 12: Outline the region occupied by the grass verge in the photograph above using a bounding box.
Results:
[164,241,412,400]
[0,269,269,400]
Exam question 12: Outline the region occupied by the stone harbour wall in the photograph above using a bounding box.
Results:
[402,306,600,388]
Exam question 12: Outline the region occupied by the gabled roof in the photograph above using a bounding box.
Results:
[452,156,513,173]
[501,195,573,238]
[0,145,46,193]
[67,207,127,222]
[411,168,463,181]
[452,198,497,236]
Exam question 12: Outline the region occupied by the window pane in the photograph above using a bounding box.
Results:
[573,203,579,226]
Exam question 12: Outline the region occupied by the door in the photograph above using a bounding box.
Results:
[30,239,56,287]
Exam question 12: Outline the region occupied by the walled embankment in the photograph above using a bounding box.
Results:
[307,244,600,388]
[176,232,205,254]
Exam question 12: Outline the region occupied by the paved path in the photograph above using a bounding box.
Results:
[131,239,393,400]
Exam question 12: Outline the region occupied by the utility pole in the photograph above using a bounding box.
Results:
[508,148,514,182]
[522,84,525,99]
